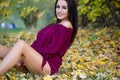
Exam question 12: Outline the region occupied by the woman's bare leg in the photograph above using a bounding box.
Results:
[0,45,11,58]
[0,40,51,75]
[0,45,22,66]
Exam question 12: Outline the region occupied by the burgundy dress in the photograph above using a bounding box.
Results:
[31,23,73,75]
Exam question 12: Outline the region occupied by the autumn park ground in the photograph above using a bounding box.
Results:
[0,26,120,80]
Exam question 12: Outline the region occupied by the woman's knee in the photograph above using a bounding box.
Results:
[15,40,26,48]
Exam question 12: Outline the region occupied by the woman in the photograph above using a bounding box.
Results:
[0,0,78,75]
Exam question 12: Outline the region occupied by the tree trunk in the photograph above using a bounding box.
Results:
[105,0,120,26]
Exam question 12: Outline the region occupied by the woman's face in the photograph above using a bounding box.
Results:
[56,0,69,21]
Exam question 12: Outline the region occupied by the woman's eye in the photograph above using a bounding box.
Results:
[62,6,67,9]
[56,5,60,8]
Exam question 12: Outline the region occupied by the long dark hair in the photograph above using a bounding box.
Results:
[54,0,78,45]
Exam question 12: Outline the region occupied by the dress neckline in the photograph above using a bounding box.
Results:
[55,23,73,30]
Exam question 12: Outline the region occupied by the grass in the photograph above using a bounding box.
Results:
[0,28,33,33]
[0,28,23,33]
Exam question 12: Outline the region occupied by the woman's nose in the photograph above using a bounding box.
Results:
[58,7,62,12]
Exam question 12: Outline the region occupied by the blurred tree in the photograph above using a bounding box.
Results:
[0,0,55,28]
[78,0,120,27]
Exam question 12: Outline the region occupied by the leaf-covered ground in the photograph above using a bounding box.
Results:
[0,27,120,80]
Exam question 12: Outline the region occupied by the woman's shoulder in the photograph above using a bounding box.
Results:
[59,21,73,29]
[46,22,72,28]
[45,22,73,32]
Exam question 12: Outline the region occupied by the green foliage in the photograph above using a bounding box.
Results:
[78,0,109,22]
[20,7,38,18]
[78,0,120,26]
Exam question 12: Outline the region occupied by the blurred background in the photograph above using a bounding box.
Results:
[0,0,120,31]
[0,0,55,32]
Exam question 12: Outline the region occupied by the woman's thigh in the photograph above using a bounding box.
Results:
[0,45,22,66]
[21,42,51,75]
[0,45,11,58]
